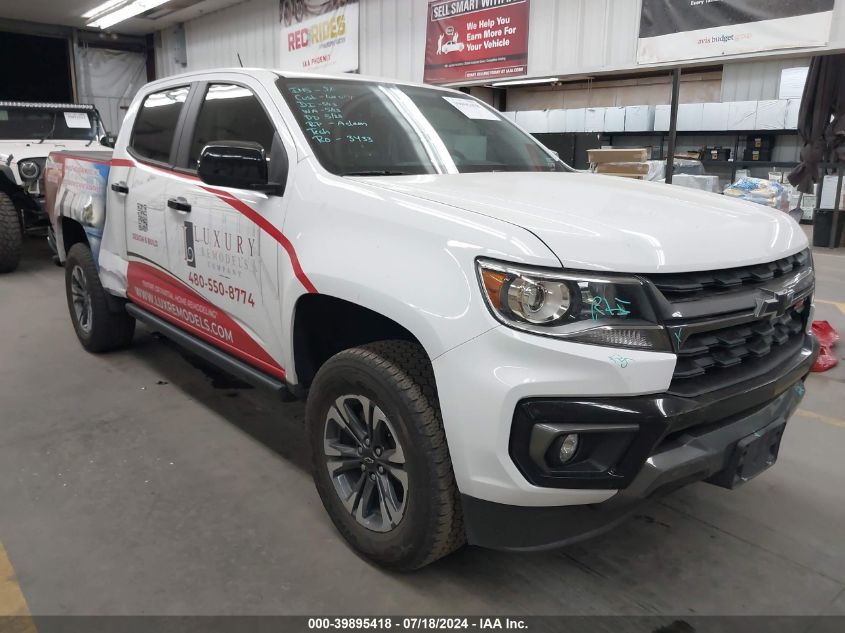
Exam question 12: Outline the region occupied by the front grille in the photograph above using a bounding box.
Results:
[647,250,810,302]
[639,249,815,398]
[673,302,808,384]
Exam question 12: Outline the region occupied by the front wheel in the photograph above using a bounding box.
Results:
[0,192,22,273]
[65,243,135,353]
[306,341,465,570]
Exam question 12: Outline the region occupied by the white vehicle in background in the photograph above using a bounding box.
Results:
[45,69,817,570]
[438,33,466,54]
[0,102,109,273]
[441,39,465,54]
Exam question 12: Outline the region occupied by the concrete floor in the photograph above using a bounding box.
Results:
[0,236,844,617]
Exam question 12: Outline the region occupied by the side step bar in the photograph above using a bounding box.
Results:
[126,303,293,398]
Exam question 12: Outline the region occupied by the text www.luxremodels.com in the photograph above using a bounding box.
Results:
[133,286,234,343]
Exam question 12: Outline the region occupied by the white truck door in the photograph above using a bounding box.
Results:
[122,85,191,279]
[161,82,291,379]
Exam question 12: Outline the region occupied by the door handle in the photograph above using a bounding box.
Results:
[110,181,129,194]
[167,197,191,213]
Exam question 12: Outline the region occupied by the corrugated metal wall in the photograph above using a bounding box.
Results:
[156,0,277,74]
[154,0,845,83]
[155,0,431,81]
[527,0,642,78]
[720,58,814,102]
[185,0,278,70]
[359,0,428,81]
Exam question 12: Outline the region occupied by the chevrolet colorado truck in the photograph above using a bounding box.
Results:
[45,69,818,570]
[0,102,109,272]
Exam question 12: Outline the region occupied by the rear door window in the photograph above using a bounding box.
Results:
[130,86,190,164]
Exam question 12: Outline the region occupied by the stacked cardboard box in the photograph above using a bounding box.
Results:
[588,148,652,179]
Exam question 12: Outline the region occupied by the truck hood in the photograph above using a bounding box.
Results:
[358,172,807,273]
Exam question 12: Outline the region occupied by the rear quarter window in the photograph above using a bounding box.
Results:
[130,86,190,163]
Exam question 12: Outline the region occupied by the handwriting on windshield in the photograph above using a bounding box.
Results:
[289,85,371,146]
[591,296,631,321]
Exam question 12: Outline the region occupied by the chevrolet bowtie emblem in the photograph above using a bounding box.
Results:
[754,288,796,319]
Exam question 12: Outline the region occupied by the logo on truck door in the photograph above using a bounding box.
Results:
[184,221,197,268]
[180,217,257,277]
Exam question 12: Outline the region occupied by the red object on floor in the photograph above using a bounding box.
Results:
[812,320,840,348]
[811,321,839,373]
[812,345,839,372]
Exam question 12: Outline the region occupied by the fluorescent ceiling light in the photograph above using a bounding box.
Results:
[87,0,172,29]
[491,77,560,87]
[82,0,125,19]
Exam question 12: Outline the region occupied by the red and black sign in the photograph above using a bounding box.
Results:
[424,0,530,85]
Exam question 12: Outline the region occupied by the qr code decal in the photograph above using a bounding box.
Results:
[137,203,148,232]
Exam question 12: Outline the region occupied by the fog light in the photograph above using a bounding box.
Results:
[18,160,40,181]
[558,433,579,464]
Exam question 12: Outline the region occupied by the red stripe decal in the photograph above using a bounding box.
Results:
[127,261,286,380]
[200,185,318,294]
[109,157,316,294]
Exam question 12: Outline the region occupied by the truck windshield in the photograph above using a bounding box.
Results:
[0,108,98,142]
[277,77,561,176]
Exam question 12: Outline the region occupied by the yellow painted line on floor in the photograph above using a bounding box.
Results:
[816,299,845,315]
[0,543,36,633]
[796,408,845,429]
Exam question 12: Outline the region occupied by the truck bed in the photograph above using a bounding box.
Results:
[44,149,114,261]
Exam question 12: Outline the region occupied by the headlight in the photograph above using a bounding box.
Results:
[18,160,40,181]
[477,259,672,351]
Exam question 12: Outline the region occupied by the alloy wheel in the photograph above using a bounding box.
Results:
[323,394,408,533]
[70,265,93,335]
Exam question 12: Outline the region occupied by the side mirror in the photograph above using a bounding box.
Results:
[198,141,284,195]
[100,134,116,148]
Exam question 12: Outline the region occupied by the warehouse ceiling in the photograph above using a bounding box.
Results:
[0,0,246,35]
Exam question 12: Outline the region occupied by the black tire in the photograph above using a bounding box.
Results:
[0,192,22,273]
[307,341,465,570]
[65,243,135,353]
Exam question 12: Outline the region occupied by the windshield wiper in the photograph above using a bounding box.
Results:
[341,170,412,177]
[37,113,57,144]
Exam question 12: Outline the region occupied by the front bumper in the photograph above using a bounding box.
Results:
[460,335,817,550]
[432,326,678,507]
[22,195,48,228]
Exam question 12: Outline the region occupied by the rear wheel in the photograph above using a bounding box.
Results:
[307,341,465,570]
[0,192,22,273]
[65,243,135,353]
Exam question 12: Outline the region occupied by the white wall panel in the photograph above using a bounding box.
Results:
[155,26,187,78]
[154,0,429,81]
[185,0,278,71]
[527,0,844,79]
[527,0,640,78]
[358,0,428,81]
[155,0,845,83]
[720,57,813,102]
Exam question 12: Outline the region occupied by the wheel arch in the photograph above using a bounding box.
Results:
[291,293,432,389]
[57,216,90,262]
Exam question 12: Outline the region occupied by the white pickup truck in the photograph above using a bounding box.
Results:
[45,68,818,570]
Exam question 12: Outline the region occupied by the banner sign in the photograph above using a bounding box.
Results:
[424,0,530,85]
[637,0,835,65]
[279,0,359,73]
